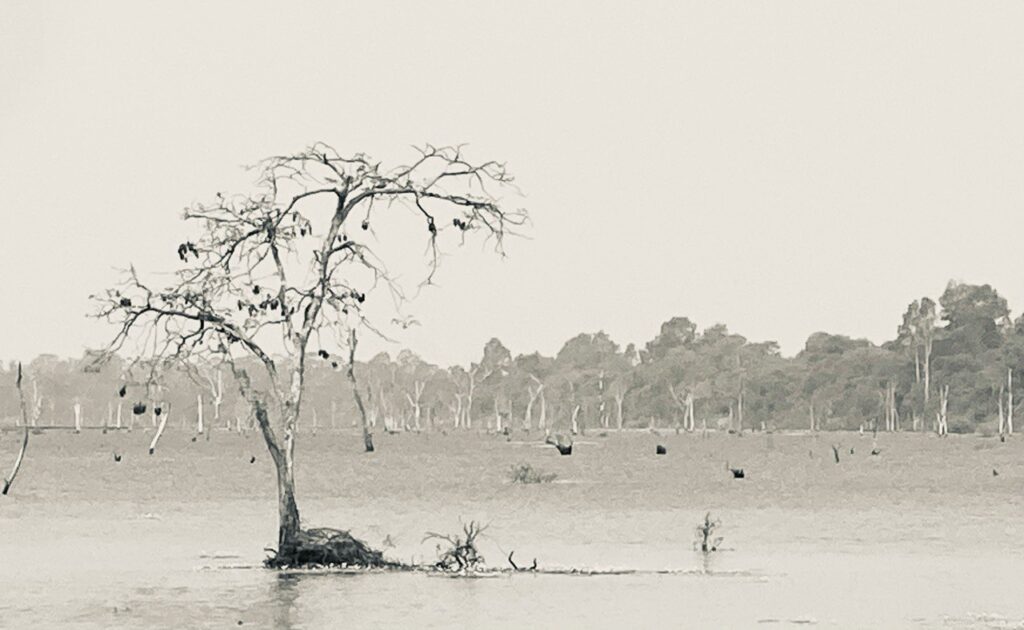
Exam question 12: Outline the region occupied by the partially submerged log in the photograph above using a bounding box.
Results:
[265,527,392,569]
[507,551,537,572]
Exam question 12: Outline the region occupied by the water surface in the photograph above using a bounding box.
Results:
[1,429,1021,628]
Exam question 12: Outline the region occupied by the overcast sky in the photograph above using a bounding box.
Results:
[2,1,1023,367]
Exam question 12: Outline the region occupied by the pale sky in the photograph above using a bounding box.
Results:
[2,1,1023,367]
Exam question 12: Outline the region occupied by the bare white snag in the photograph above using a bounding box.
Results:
[196,393,204,434]
[937,385,949,436]
[149,403,170,454]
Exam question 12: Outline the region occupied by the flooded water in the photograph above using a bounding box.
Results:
[1,429,1022,628]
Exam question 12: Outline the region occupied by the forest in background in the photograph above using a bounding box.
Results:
[2,279,1022,436]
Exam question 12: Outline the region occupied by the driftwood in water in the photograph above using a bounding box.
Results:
[831,444,840,463]
[507,551,537,572]
[3,364,32,495]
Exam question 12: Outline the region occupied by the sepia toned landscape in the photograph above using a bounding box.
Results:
[4,2,1024,628]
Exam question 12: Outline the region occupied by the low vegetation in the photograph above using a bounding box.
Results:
[509,462,557,484]
[424,521,487,572]
[695,512,723,553]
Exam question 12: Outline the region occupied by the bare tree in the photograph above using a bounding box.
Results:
[92,143,525,565]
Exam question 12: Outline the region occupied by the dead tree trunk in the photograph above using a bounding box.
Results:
[615,392,626,430]
[405,381,425,432]
[1008,368,1014,436]
[937,384,949,436]
[73,401,82,433]
[685,392,695,431]
[116,401,123,429]
[538,389,547,430]
[924,339,932,404]
[30,381,39,428]
[998,384,1006,436]
[3,364,32,495]
[196,393,204,434]
[465,369,477,430]
[737,377,744,434]
[347,331,375,452]
[668,384,685,431]
[149,403,169,454]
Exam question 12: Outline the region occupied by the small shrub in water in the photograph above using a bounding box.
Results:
[694,512,723,553]
[424,521,488,571]
[509,462,557,484]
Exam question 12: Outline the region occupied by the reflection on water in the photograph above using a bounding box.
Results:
[1,430,1023,628]
[269,574,301,630]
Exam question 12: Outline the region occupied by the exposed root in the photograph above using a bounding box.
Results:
[264,527,395,569]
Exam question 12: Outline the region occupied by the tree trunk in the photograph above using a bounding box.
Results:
[197,393,205,434]
[538,391,546,430]
[31,382,39,428]
[937,384,949,436]
[685,393,695,431]
[149,404,169,454]
[1008,368,1014,435]
[116,402,123,429]
[268,418,302,555]
[998,384,1005,436]
[347,331,374,452]
[924,340,932,404]
[737,381,744,434]
[73,402,82,433]
[914,347,920,384]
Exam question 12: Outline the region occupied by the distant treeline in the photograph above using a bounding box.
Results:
[1,280,1022,435]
